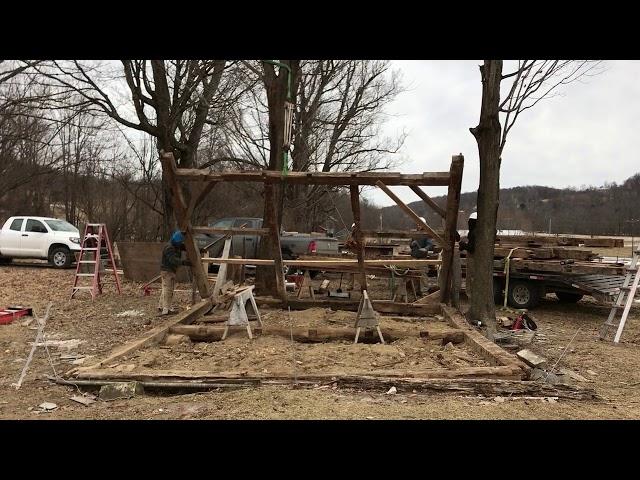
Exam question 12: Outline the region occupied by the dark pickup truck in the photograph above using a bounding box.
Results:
[194,217,339,274]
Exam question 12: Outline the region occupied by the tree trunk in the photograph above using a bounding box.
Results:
[256,60,300,295]
[469,60,503,337]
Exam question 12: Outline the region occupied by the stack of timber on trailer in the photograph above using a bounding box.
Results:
[462,234,628,309]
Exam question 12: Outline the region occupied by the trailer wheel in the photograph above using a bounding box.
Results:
[507,280,541,309]
[555,292,584,303]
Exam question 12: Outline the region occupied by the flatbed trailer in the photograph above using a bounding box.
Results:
[462,256,628,309]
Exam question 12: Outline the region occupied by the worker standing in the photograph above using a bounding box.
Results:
[459,211,477,299]
[158,230,192,316]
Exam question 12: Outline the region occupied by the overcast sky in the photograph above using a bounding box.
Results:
[364,60,640,207]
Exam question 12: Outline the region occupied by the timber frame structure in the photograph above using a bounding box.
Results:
[159,151,465,305]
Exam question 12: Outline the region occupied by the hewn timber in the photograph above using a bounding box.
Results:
[362,230,443,240]
[265,183,287,302]
[66,371,595,399]
[375,180,444,245]
[169,325,465,344]
[442,304,528,375]
[70,299,212,374]
[440,155,464,304]
[409,185,446,218]
[175,169,451,186]
[496,235,624,248]
[159,152,211,298]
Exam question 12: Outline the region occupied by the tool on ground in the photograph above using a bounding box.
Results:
[0,306,33,325]
[329,272,350,298]
[71,223,121,300]
[599,248,640,343]
[12,303,52,389]
[354,290,384,344]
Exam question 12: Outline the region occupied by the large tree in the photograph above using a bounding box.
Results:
[468,60,602,335]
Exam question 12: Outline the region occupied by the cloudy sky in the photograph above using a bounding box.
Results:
[365,60,640,207]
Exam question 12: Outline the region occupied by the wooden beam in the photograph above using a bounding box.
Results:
[271,298,442,316]
[362,230,442,240]
[202,258,441,267]
[349,185,367,291]
[70,299,212,374]
[69,370,595,398]
[74,363,525,382]
[440,155,464,303]
[375,180,444,244]
[409,186,446,218]
[441,304,528,374]
[170,325,465,344]
[193,226,270,236]
[212,237,232,298]
[159,152,211,299]
[174,169,451,186]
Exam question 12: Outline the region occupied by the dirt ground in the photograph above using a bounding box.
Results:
[2,262,640,420]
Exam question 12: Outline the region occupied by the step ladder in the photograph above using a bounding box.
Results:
[599,249,640,343]
[71,223,122,300]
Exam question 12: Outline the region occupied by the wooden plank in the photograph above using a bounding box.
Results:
[159,152,211,299]
[440,155,464,303]
[70,299,212,373]
[409,185,446,218]
[350,185,367,291]
[170,325,465,344]
[175,169,451,186]
[192,226,270,236]
[203,258,440,267]
[212,237,232,298]
[375,180,444,245]
[441,304,527,376]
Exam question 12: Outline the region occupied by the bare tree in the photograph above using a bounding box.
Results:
[468,60,602,334]
[33,60,237,235]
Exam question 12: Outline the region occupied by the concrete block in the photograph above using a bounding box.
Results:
[99,382,144,401]
[517,349,548,368]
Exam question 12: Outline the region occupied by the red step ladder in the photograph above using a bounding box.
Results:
[71,223,122,300]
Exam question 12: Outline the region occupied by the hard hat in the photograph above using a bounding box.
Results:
[469,212,477,220]
[351,223,356,229]
[170,230,185,246]
[419,217,426,224]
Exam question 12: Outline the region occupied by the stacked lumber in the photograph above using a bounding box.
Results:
[496,234,623,248]
[493,246,598,261]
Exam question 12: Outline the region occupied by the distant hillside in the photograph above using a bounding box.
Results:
[379,173,640,235]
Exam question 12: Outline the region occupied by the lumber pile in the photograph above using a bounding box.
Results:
[496,234,623,248]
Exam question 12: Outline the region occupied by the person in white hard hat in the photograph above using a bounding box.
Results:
[409,217,436,295]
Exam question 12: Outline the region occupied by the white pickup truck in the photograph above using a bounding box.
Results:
[0,216,82,268]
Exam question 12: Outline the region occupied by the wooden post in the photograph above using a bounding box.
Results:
[350,185,367,291]
[212,237,232,298]
[440,155,464,304]
[264,183,287,302]
[159,152,211,300]
[376,180,444,245]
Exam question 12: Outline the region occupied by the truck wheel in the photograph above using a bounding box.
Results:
[507,280,540,309]
[50,247,72,269]
[555,292,584,303]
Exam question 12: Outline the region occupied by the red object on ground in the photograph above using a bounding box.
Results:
[0,306,33,325]
[511,316,524,330]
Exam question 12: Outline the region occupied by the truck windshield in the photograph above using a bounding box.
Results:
[44,219,79,232]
